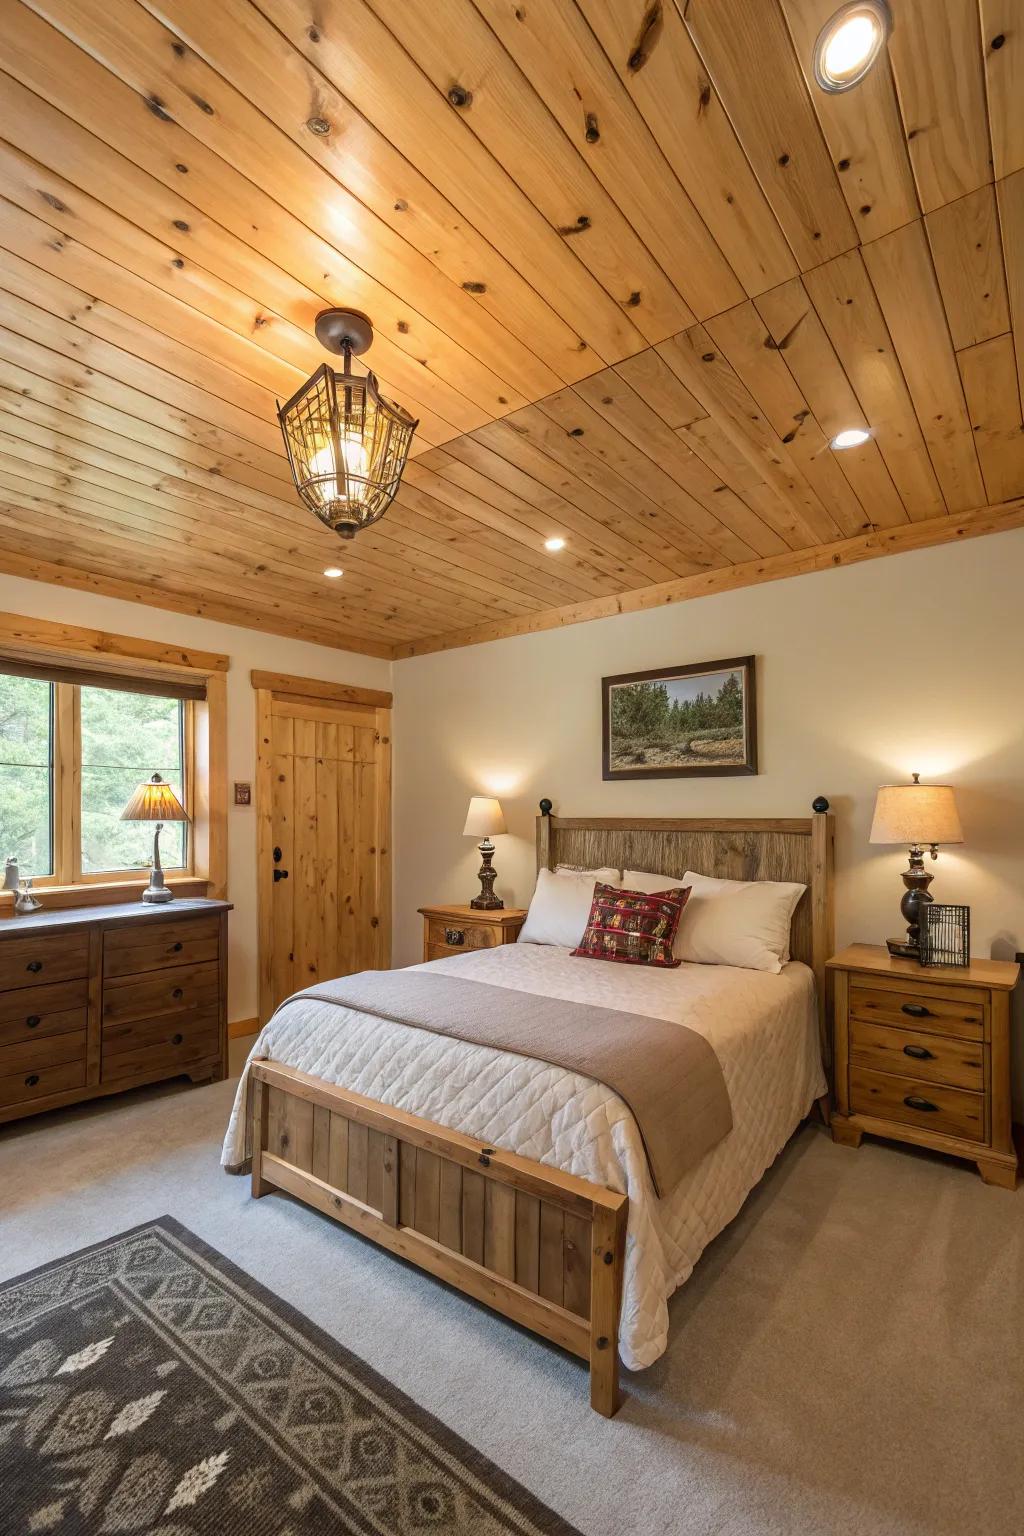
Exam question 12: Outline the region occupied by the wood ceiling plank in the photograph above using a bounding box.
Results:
[957,333,1024,503]
[0,533,395,655]
[753,276,909,528]
[469,0,742,320]
[571,366,782,560]
[925,185,1011,351]
[996,170,1024,405]
[577,0,797,296]
[682,0,858,267]
[432,435,665,589]
[139,0,580,396]
[802,249,946,519]
[980,3,1024,180]
[362,0,693,344]
[861,220,985,512]
[468,416,686,586]
[1,14,497,436]
[258,0,643,367]
[705,301,869,537]
[778,0,919,239]
[655,326,846,547]
[611,349,706,430]
[887,0,991,212]
[536,388,735,571]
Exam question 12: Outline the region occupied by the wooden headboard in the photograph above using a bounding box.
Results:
[536,806,835,1054]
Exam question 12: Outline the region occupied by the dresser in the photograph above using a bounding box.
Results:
[418,903,527,962]
[828,943,1019,1189]
[0,898,231,1126]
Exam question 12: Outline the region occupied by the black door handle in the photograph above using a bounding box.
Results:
[901,1003,931,1018]
[273,868,289,882]
[273,846,283,862]
[26,960,43,973]
[903,1044,935,1061]
[903,1095,939,1113]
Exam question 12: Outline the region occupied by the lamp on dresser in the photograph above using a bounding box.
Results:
[869,774,963,958]
[463,796,506,910]
[120,773,190,904]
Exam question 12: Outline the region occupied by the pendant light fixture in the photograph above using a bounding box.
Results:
[278,309,418,540]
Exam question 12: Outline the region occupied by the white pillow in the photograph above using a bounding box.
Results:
[554,863,620,880]
[631,869,805,973]
[518,866,617,947]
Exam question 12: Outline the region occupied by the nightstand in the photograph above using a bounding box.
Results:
[419,904,528,963]
[828,944,1020,1189]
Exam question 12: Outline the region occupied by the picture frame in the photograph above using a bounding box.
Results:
[602,655,758,781]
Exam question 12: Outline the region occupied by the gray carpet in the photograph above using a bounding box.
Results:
[2,1051,1021,1536]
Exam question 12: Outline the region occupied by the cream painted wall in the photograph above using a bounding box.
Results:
[392,529,1024,1111]
[0,574,391,1023]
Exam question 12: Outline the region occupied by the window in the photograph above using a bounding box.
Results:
[0,673,190,885]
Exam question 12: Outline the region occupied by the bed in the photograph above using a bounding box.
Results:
[224,808,834,1417]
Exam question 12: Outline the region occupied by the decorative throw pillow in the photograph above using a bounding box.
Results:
[571,882,689,968]
[518,866,619,947]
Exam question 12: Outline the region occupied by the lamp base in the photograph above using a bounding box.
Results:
[886,936,919,959]
[141,868,174,904]
[469,838,504,911]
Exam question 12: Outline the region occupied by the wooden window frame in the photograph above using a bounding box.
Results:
[0,612,227,913]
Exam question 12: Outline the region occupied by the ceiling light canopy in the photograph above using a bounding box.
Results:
[813,1,891,93]
[278,308,418,540]
[830,427,872,449]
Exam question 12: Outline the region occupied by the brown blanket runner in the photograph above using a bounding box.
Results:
[276,970,733,1198]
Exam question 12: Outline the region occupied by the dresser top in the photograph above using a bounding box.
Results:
[827,942,1020,990]
[419,903,528,925]
[0,897,231,939]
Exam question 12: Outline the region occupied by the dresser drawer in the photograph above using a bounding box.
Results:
[849,983,985,1040]
[0,932,90,992]
[103,917,220,978]
[0,1055,87,1108]
[0,977,88,1041]
[849,1018,985,1092]
[425,918,501,952]
[101,1016,219,1083]
[849,1065,986,1143]
[102,960,219,1026]
[0,1028,87,1078]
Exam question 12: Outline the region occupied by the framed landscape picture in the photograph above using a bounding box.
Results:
[602,656,757,780]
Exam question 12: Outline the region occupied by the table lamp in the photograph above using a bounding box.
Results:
[463,795,506,910]
[869,773,963,957]
[120,772,190,904]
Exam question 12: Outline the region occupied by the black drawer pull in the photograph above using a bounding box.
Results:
[444,928,466,946]
[172,1032,184,1046]
[901,1003,931,1018]
[172,987,184,1000]
[25,1074,40,1087]
[171,941,183,953]
[26,960,43,974]
[25,1015,41,1029]
[903,1044,934,1061]
[903,1094,939,1113]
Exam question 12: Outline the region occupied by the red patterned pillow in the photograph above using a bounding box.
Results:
[571,882,690,968]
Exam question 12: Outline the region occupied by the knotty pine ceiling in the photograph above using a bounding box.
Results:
[0,0,1022,658]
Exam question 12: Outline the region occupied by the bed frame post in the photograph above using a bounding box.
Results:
[251,1074,271,1199]
[810,800,835,1073]
[589,1198,627,1417]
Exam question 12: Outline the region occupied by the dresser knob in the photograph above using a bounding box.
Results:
[903,1094,939,1113]
[172,1032,184,1046]
[26,1015,41,1029]
[172,987,184,1000]
[171,941,183,953]
[25,1074,40,1087]
[901,1003,931,1018]
[902,1044,934,1061]
[26,960,43,973]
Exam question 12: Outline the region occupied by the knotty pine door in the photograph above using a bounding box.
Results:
[255,679,391,1023]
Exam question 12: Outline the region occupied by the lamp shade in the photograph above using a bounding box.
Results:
[463,796,506,839]
[120,773,189,824]
[869,776,962,846]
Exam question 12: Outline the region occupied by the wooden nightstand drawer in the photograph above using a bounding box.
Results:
[425,918,501,952]
[419,905,527,964]
[849,982,985,1040]
[849,1065,986,1143]
[849,1018,984,1091]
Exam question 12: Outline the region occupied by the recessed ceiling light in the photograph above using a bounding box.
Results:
[830,427,871,450]
[544,536,566,552]
[813,1,891,93]
[323,566,344,578]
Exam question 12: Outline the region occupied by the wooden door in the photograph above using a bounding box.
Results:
[254,672,391,1023]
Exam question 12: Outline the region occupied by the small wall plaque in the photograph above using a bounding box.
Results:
[234,782,252,806]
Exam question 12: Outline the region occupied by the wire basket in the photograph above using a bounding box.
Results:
[919,903,970,967]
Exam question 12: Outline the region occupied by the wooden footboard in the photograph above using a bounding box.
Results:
[249,1061,629,1416]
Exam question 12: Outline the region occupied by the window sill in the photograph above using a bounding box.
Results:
[0,876,212,916]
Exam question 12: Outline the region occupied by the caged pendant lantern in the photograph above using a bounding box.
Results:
[278,308,418,540]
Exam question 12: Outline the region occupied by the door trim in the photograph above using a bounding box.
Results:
[254,676,391,1026]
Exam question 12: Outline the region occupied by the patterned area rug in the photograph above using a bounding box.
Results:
[0,1217,582,1535]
